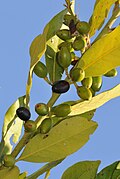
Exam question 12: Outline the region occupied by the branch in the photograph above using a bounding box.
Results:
[26,158,64,179]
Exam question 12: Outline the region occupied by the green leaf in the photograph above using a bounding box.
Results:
[44,8,68,82]
[45,45,64,82]
[19,172,27,179]
[18,116,98,163]
[61,160,101,179]
[89,0,117,37]
[70,84,120,116]
[1,96,26,154]
[45,8,67,41]
[77,26,120,77]
[0,166,20,179]
[26,9,67,104]
[96,161,120,179]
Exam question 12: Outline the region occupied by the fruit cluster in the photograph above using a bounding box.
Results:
[16,12,118,135]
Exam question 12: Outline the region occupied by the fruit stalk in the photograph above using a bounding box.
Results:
[26,158,64,179]
[11,132,33,158]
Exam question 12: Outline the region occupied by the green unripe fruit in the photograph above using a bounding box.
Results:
[89,87,96,97]
[76,21,90,34]
[104,68,117,77]
[40,118,52,134]
[81,77,93,88]
[3,155,15,167]
[58,46,71,68]
[58,42,73,52]
[52,104,71,117]
[35,103,48,116]
[56,29,72,41]
[63,14,77,26]
[70,67,85,82]
[72,36,86,51]
[71,52,75,60]
[33,61,47,78]
[77,86,92,100]
[91,76,102,92]
[24,120,37,132]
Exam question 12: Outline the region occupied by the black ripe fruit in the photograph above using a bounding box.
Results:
[16,107,31,121]
[52,80,70,94]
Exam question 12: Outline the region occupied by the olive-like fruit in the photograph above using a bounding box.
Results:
[71,52,75,60]
[58,46,71,68]
[76,21,90,34]
[104,68,117,77]
[3,155,15,167]
[89,87,96,97]
[58,41,73,52]
[40,118,52,134]
[91,76,102,92]
[72,36,86,51]
[77,86,92,100]
[16,107,31,121]
[24,120,37,132]
[52,80,70,94]
[35,103,48,116]
[63,14,77,26]
[52,104,71,117]
[70,67,85,82]
[33,61,47,78]
[81,77,93,88]
[56,29,72,41]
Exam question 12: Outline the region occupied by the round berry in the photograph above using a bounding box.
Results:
[16,107,31,121]
[24,120,37,132]
[35,103,48,116]
[52,80,70,94]
[3,155,15,167]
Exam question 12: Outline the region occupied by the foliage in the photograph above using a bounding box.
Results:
[0,0,120,178]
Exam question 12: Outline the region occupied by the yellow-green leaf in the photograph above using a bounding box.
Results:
[96,161,120,179]
[77,26,120,77]
[26,9,67,105]
[70,84,120,116]
[18,116,98,163]
[89,0,117,37]
[1,96,26,154]
[61,160,101,179]
[19,172,27,179]
[0,166,20,179]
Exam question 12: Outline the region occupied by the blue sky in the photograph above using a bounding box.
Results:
[0,0,120,178]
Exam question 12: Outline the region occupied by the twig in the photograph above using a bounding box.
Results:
[26,158,64,179]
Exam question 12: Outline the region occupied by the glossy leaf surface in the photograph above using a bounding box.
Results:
[61,160,101,179]
[1,96,26,154]
[70,84,120,116]
[0,166,20,179]
[96,161,120,179]
[89,0,117,37]
[77,26,120,77]
[18,116,97,163]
